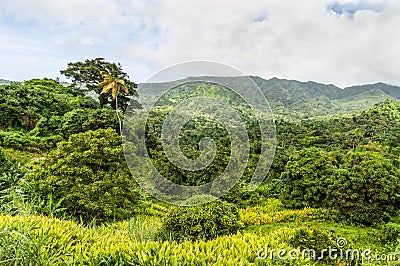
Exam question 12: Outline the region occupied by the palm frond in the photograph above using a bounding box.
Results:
[101,82,115,95]
[98,74,129,99]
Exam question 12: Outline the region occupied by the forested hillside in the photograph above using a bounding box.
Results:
[0,79,12,85]
[143,76,400,120]
[1,73,400,265]
[0,79,118,152]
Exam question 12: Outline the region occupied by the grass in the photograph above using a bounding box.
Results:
[244,221,383,251]
[0,200,398,265]
[3,148,45,164]
[241,200,388,254]
[128,215,161,242]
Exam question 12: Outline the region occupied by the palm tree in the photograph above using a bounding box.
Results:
[98,71,129,136]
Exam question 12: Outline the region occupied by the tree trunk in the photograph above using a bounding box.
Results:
[116,96,122,136]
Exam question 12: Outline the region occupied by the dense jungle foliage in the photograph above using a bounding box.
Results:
[1,64,400,265]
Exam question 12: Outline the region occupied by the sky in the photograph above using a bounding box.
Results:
[0,0,399,88]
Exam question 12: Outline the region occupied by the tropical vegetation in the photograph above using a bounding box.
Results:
[1,59,400,265]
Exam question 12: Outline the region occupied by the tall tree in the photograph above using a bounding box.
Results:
[98,71,128,136]
[27,128,140,223]
[60,58,140,112]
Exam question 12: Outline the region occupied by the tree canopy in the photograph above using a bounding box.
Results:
[60,58,140,112]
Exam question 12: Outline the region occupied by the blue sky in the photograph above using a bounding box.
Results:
[0,0,399,87]
[328,0,387,14]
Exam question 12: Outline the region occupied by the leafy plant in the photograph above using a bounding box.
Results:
[379,222,400,248]
[27,128,141,223]
[280,148,336,209]
[289,226,335,261]
[128,216,161,242]
[0,149,35,216]
[157,201,241,242]
[330,146,400,225]
[280,145,400,225]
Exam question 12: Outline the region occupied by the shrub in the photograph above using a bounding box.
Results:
[30,108,118,139]
[240,204,336,226]
[0,80,91,131]
[82,108,118,132]
[158,201,241,242]
[280,146,400,225]
[330,147,400,225]
[280,148,335,209]
[0,131,61,152]
[58,108,91,138]
[289,226,335,261]
[2,132,30,150]
[379,222,400,247]
[234,180,281,207]
[26,128,140,223]
[0,146,12,173]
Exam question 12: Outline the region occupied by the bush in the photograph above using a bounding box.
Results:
[0,80,87,131]
[0,148,35,215]
[2,132,30,150]
[82,108,118,132]
[239,204,336,226]
[233,180,281,207]
[26,128,140,223]
[30,108,118,139]
[0,131,61,152]
[280,146,400,225]
[0,146,12,173]
[330,147,400,225]
[280,148,335,209]
[57,108,91,138]
[289,226,335,261]
[158,201,241,242]
[379,222,400,247]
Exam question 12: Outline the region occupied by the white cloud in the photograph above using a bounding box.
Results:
[120,0,400,87]
[332,0,386,5]
[1,0,123,28]
[0,0,399,87]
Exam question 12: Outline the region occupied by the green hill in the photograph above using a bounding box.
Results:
[140,76,400,120]
[0,79,13,85]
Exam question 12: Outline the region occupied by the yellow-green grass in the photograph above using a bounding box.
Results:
[3,147,45,164]
[0,214,303,265]
[0,214,394,265]
[239,198,335,226]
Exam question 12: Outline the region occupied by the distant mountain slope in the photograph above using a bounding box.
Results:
[339,83,400,100]
[0,79,13,85]
[140,76,400,120]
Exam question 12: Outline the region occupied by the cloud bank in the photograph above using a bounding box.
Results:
[0,0,399,87]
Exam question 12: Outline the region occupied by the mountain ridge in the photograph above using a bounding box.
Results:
[140,76,400,120]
